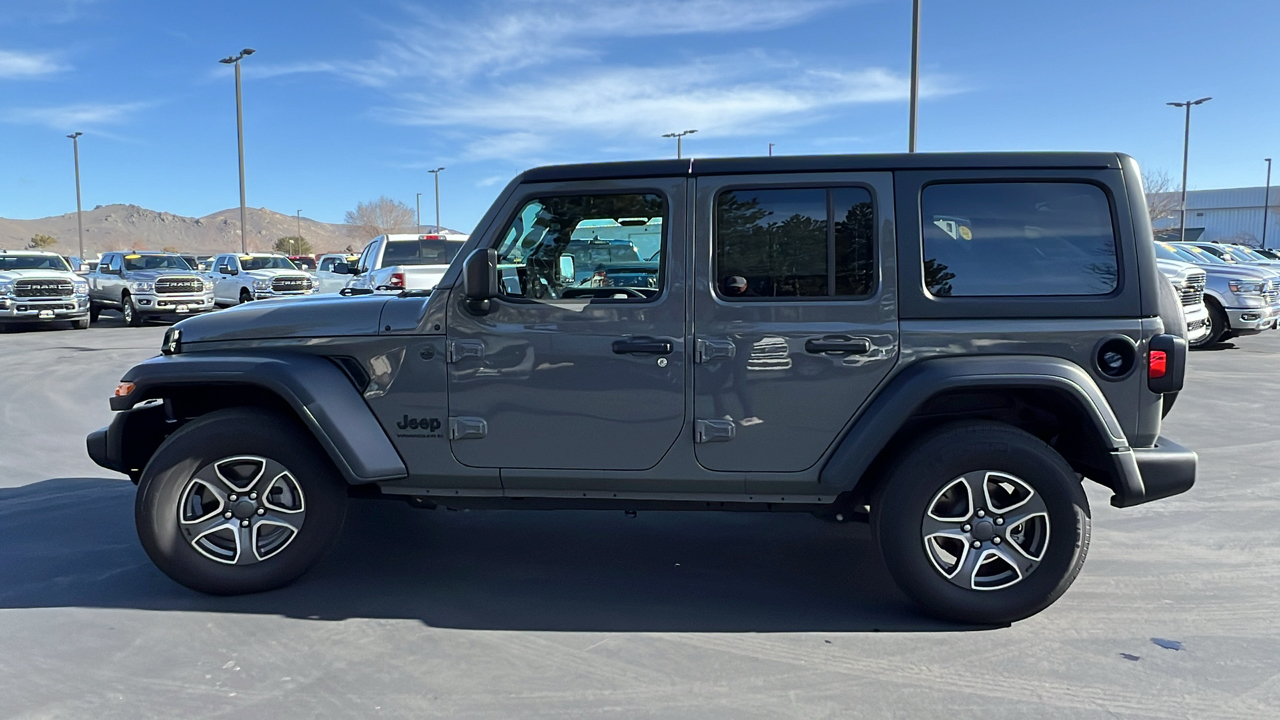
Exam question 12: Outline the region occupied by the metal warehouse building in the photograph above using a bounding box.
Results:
[1150,186,1278,247]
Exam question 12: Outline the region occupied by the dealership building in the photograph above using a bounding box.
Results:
[1150,186,1278,246]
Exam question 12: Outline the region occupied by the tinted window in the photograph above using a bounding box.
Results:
[241,256,297,271]
[495,193,665,301]
[0,254,70,271]
[921,182,1117,297]
[715,187,874,299]
[123,254,191,271]
[382,239,461,266]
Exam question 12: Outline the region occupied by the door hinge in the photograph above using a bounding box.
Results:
[695,338,736,364]
[448,340,485,363]
[449,416,488,440]
[695,419,736,444]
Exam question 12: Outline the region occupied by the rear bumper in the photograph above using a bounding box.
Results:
[1108,436,1198,508]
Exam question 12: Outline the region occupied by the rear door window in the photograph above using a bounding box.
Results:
[921,182,1118,297]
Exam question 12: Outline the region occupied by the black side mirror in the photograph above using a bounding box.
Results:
[462,248,498,312]
[333,262,349,275]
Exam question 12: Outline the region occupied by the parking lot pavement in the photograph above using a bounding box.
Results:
[1,325,1278,719]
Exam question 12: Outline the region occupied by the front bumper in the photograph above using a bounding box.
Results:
[1226,304,1279,334]
[0,295,90,322]
[132,291,215,316]
[252,288,316,300]
[1107,436,1198,508]
[1183,304,1211,344]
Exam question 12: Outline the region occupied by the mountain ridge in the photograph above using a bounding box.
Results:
[0,204,460,258]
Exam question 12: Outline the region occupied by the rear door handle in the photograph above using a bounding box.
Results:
[612,336,674,355]
[804,336,871,355]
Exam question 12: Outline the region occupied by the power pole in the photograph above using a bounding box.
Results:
[662,130,697,159]
[67,132,84,262]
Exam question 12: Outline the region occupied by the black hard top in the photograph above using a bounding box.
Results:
[520,152,1124,183]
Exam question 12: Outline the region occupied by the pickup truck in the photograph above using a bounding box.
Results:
[87,251,215,326]
[0,250,90,330]
[208,253,317,306]
[340,234,467,293]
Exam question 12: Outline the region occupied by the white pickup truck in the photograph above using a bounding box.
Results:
[340,234,467,293]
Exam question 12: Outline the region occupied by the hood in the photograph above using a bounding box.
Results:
[242,268,311,279]
[1156,258,1201,283]
[124,269,206,281]
[0,269,81,283]
[1196,263,1278,281]
[176,293,390,345]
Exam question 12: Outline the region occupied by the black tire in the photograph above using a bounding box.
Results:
[1195,301,1228,347]
[135,407,348,595]
[72,317,90,330]
[89,304,101,323]
[122,293,143,327]
[239,289,253,304]
[871,421,1090,625]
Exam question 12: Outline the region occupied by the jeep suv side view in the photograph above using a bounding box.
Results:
[87,251,215,326]
[87,153,1195,624]
[0,250,91,329]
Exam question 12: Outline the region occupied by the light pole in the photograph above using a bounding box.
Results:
[908,0,921,152]
[662,129,697,159]
[428,168,445,233]
[768,142,775,157]
[296,210,302,254]
[1166,97,1211,243]
[416,192,422,234]
[220,48,255,252]
[1262,158,1273,250]
[67,132,84,263]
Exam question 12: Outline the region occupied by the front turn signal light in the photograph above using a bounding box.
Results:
[114,382,135,397]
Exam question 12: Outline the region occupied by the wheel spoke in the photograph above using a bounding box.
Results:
[992,542,1038,579]
[189,519,242,565]
[233,523,256,566]
[955,543,986,590]
[252,512,302,561]
[213,456,267,493]
[983,471,1037,514]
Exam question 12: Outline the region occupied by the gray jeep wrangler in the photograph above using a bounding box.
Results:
[87,153,1196,624]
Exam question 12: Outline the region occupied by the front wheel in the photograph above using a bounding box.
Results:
[872,421,1090,625]
[135,408,348,595]
[122,293,143,327]
[1194,301,1228,347]
[239,289,253,305]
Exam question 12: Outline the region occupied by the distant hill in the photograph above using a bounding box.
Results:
[0,205,461,258]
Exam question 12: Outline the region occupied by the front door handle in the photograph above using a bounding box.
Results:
[612,336,674,355]
[804,336,871,355]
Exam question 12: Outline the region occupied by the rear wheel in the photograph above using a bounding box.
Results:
[872,421,1090,625]
[135,408,348,595]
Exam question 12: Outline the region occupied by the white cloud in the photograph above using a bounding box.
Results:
[1,102,150,128]
[0,50,65,78]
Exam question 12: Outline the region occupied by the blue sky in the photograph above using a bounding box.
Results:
[2,0,1277,232]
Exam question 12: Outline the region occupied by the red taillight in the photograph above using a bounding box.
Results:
[390,272,405,288]
[1149,350,1167,379]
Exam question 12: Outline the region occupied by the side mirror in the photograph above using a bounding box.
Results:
[334,262,349,275]
[558,254,576,283]
[102,266,121,276]
[463,248,499,310]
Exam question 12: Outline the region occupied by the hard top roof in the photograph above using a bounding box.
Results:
[0,249,60,255]
[519,152,1124,184]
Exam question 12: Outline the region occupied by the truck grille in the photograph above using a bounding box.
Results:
[271,276,310,292]
[1179,272,1205,306]
[1264,283,1280,305]
[14,279,73,298]
[155,276,204,294]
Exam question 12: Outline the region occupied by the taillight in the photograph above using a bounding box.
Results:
[1148,350,1167,379]
[390,272,405,288]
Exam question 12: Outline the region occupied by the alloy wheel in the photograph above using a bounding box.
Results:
[177,455,306,565]
[921,470,1050,591]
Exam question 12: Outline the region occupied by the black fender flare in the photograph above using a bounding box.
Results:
[819,355,1139,500]
[98,352,407,484]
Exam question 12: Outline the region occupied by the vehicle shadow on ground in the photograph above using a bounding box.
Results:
[0,478,984,633]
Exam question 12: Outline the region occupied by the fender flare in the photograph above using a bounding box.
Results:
[819,355,1136,498]
[102,352,407,484]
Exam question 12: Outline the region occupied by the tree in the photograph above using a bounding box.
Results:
[274,236,313,255]
[1143,169,1181,228]
[28,234,57,249]
[344,196,416,241]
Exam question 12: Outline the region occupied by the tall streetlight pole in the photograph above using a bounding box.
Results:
[908,0,921,152]
[1166,97,1211,243]
[220,48,255,253]
[428,168,445,233]
[416,192,422,234]
[296,210,302,254]
[662,129,697,159]
[768,142,775,157]
[66,132,84,263]
[1264,158,1273,250]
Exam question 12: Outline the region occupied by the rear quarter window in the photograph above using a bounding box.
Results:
[921,182,1118,297]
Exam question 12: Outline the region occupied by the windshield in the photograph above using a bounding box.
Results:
[1193,244,1237,262]
[1174,244,1227,264]
[1155,243,1194,263]
[0,254,71,272]
[241,256,298,271]
[1230,246,1270,262]
[124,254,192,271]
[382,239,462,266]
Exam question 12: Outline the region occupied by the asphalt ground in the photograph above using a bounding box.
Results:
[1,316,1278,719]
